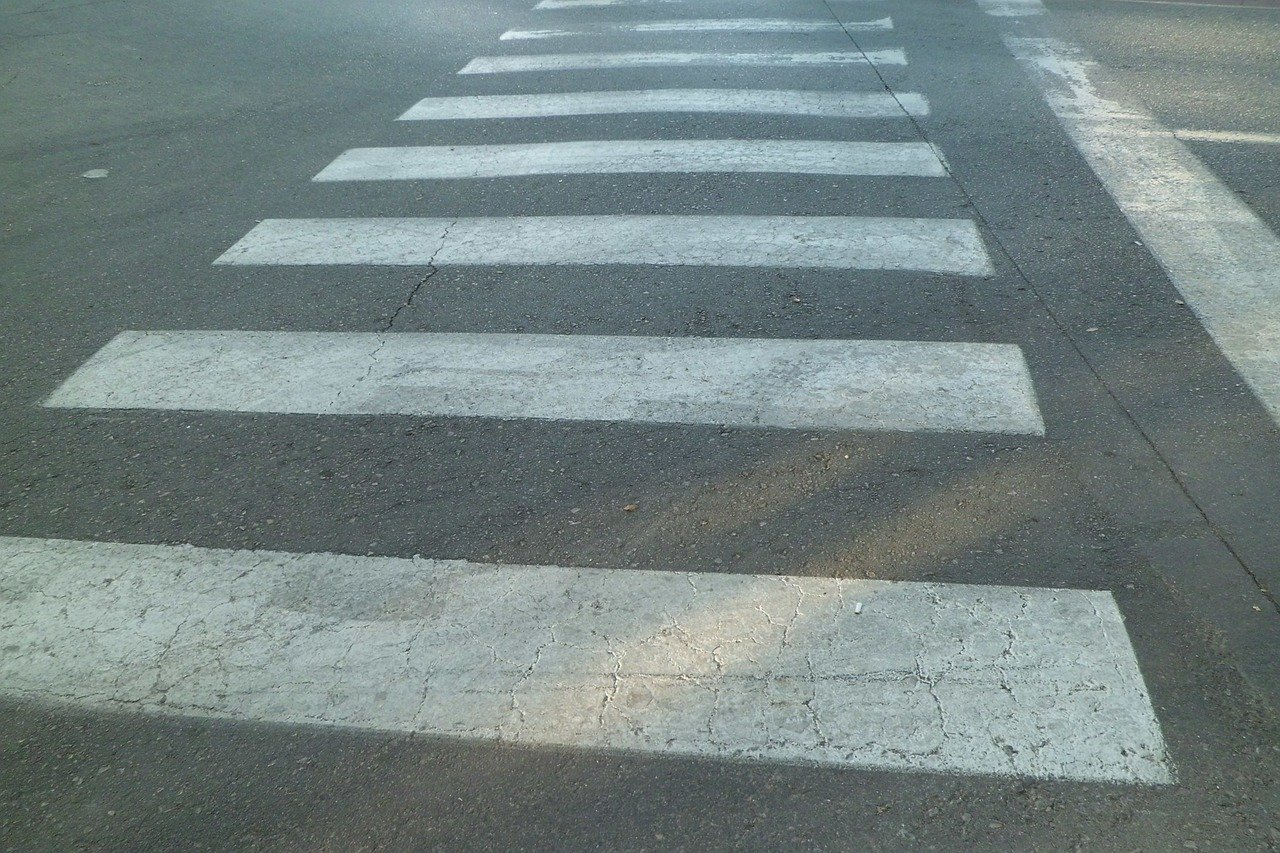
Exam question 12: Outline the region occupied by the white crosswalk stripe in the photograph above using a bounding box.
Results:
[534,0,884,7]
[43,331,1045,435]
[458,50,906,74]
[0,536,1170,783]
[214,216,994,274]
[535,0,682,7]
[501,18,893,40]
[312,140,947,181]
[398,89,928,120]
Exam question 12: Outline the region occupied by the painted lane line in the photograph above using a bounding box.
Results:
[458,50,906,74]
[1173,129,1280,145]
[44,332,1044,434]
[398,89,928,120]
[1008,37,1280,426]
[501,18,892,39]
[212,216,994,275]
[313,141,948,181]
[0,535,1169,782]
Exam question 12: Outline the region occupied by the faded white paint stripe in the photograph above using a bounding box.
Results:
[535,0,885,5]
[535,0,676,7]
[458,50,906,74]
[44,332,1044,434]
[313,141,947,181]
[535,0,884,6]
[1173,129,1280,145]
[213,216,993,275]
[976,0,1045,15]
[398,89,928,120]
[0,535,1169,783]
[501,18,891,39]
[1008,37,1280,425]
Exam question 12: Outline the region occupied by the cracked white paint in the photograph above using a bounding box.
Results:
[212,216,994,274]
[313,141,947,181]
[43,331,1045,434]
[457,50,906,74]
[397,89,928,121]
[500,18,891,40]
[0,536,1170,783]
[1008,37,1280,426]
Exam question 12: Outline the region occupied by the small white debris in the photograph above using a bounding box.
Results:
[854,601,864,615]
[81,169,109,179]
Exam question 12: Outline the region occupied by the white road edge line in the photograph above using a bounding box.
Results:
[0,535,1170,783]
[1006,35,1280,426]
[397,89,929,120]
[458,50,906,74]
[212,216,995,275]
[500,18,892,39]
[44,332,1045,435]
[312,141,948,181]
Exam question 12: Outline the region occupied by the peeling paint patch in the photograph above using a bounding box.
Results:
[0,536,1170,783]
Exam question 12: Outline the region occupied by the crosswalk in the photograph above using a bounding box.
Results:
[8,0,1172,787]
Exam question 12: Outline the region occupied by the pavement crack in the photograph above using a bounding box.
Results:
[382,219,455,332]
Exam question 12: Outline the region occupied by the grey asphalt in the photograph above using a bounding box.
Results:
[2,0,1279,848]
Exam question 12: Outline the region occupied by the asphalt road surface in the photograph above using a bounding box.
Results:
[2,0,1279,848]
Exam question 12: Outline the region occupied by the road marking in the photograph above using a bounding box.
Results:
[398,89,928,120]
[501,18,891,39]
[45,332,1043,434]
[535,0,682,7]
[535,0,886,5]
[214,216,994,274]
[458,50,906,74]
[975,0,1044,14]
[313,141,947,181]
[1008,37,1280,426]
[0,535,1168,782]
[1173,129,1280,145]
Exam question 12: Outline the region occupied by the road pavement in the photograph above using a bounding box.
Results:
[2,0,1279,847]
